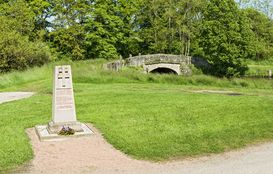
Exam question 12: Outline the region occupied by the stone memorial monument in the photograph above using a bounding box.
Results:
[35,65,92,140]
[48,65,82,133]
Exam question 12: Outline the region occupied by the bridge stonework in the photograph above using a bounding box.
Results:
[104,54,192,75]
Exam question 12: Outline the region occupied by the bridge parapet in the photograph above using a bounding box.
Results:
[126,54,191,66]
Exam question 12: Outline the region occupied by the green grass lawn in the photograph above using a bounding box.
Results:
[1,60,273,172]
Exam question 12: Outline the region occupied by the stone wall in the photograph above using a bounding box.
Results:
[103,60,124,71]
[126,54,191,66]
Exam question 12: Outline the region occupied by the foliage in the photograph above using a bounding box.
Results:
[1,0,273,76]
[26,0,53,40]
[197,0,253,77]
[136,0,205,55]
[48,0,90,60]
[237,0,273,18]
[84,0,121,59]
[244,8,273,60]
[31,0,273,76]
[0,0,35,36]
[0,0,51,73]
[84,0,140,59]
[50,25,86,60]
[0,26,50,73]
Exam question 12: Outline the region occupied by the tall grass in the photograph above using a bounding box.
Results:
[1,59,273,92]
[0,64,52,89]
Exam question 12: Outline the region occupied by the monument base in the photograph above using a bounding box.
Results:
[35,123,93,141]
[47,121,84,134]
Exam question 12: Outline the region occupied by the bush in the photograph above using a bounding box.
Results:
[0,31,50,73]
[197,0,253,77]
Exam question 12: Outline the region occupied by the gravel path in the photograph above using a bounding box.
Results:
[2,92,273,174]
[0,92,34,104]
[11,125,273,174]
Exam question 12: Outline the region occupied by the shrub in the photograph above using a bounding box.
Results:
[198,0,252,77]
[0,31,51,73]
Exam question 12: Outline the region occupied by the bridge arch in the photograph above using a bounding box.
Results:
[150,67,178,74]
[144,63,181,75]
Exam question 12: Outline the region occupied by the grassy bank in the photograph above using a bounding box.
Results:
[0,59,273,171]
[1,59,273,91]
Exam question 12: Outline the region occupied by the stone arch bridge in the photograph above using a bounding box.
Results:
[104,54,192,75]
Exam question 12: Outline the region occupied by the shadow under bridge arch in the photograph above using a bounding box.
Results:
[144,63,181,75]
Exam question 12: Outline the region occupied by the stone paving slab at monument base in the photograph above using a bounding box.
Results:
[35,123,93,141]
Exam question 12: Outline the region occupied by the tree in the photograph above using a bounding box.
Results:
[0,0,50,72]
[0,30,50,73]
[174,0,206,56]
[0,0,35,36]
[244,8,273,60]
[236,0,273,18]
[49,0,90,60]
[84,0,139,59]
[26,0,54,40]
[50,25,85,60]
[112,0,142,57]
[198,0,253,77]
[136,0,205,55]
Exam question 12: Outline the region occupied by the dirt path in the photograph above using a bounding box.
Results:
[0,92,34,104]
[11,124,273,174]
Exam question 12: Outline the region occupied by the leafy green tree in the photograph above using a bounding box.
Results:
[50,25,86,60]
[136,0,205,55]
[236,0,273,18]
[198,0,253,77]
[0,0,35,36]
[84,0,139,59]
[26,0,54,40]
[244,8,273,60]
[84,0,121,59]
[174,0,206,56]
[0,21,50,73]
[49,0,90,60]
[0,0,50,72]
[113,0,142,57]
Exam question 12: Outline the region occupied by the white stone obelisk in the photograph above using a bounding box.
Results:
[47,65,82,133]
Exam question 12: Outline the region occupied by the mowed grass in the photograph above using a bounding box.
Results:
[1,59,273,171]
[76,84,273,160]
